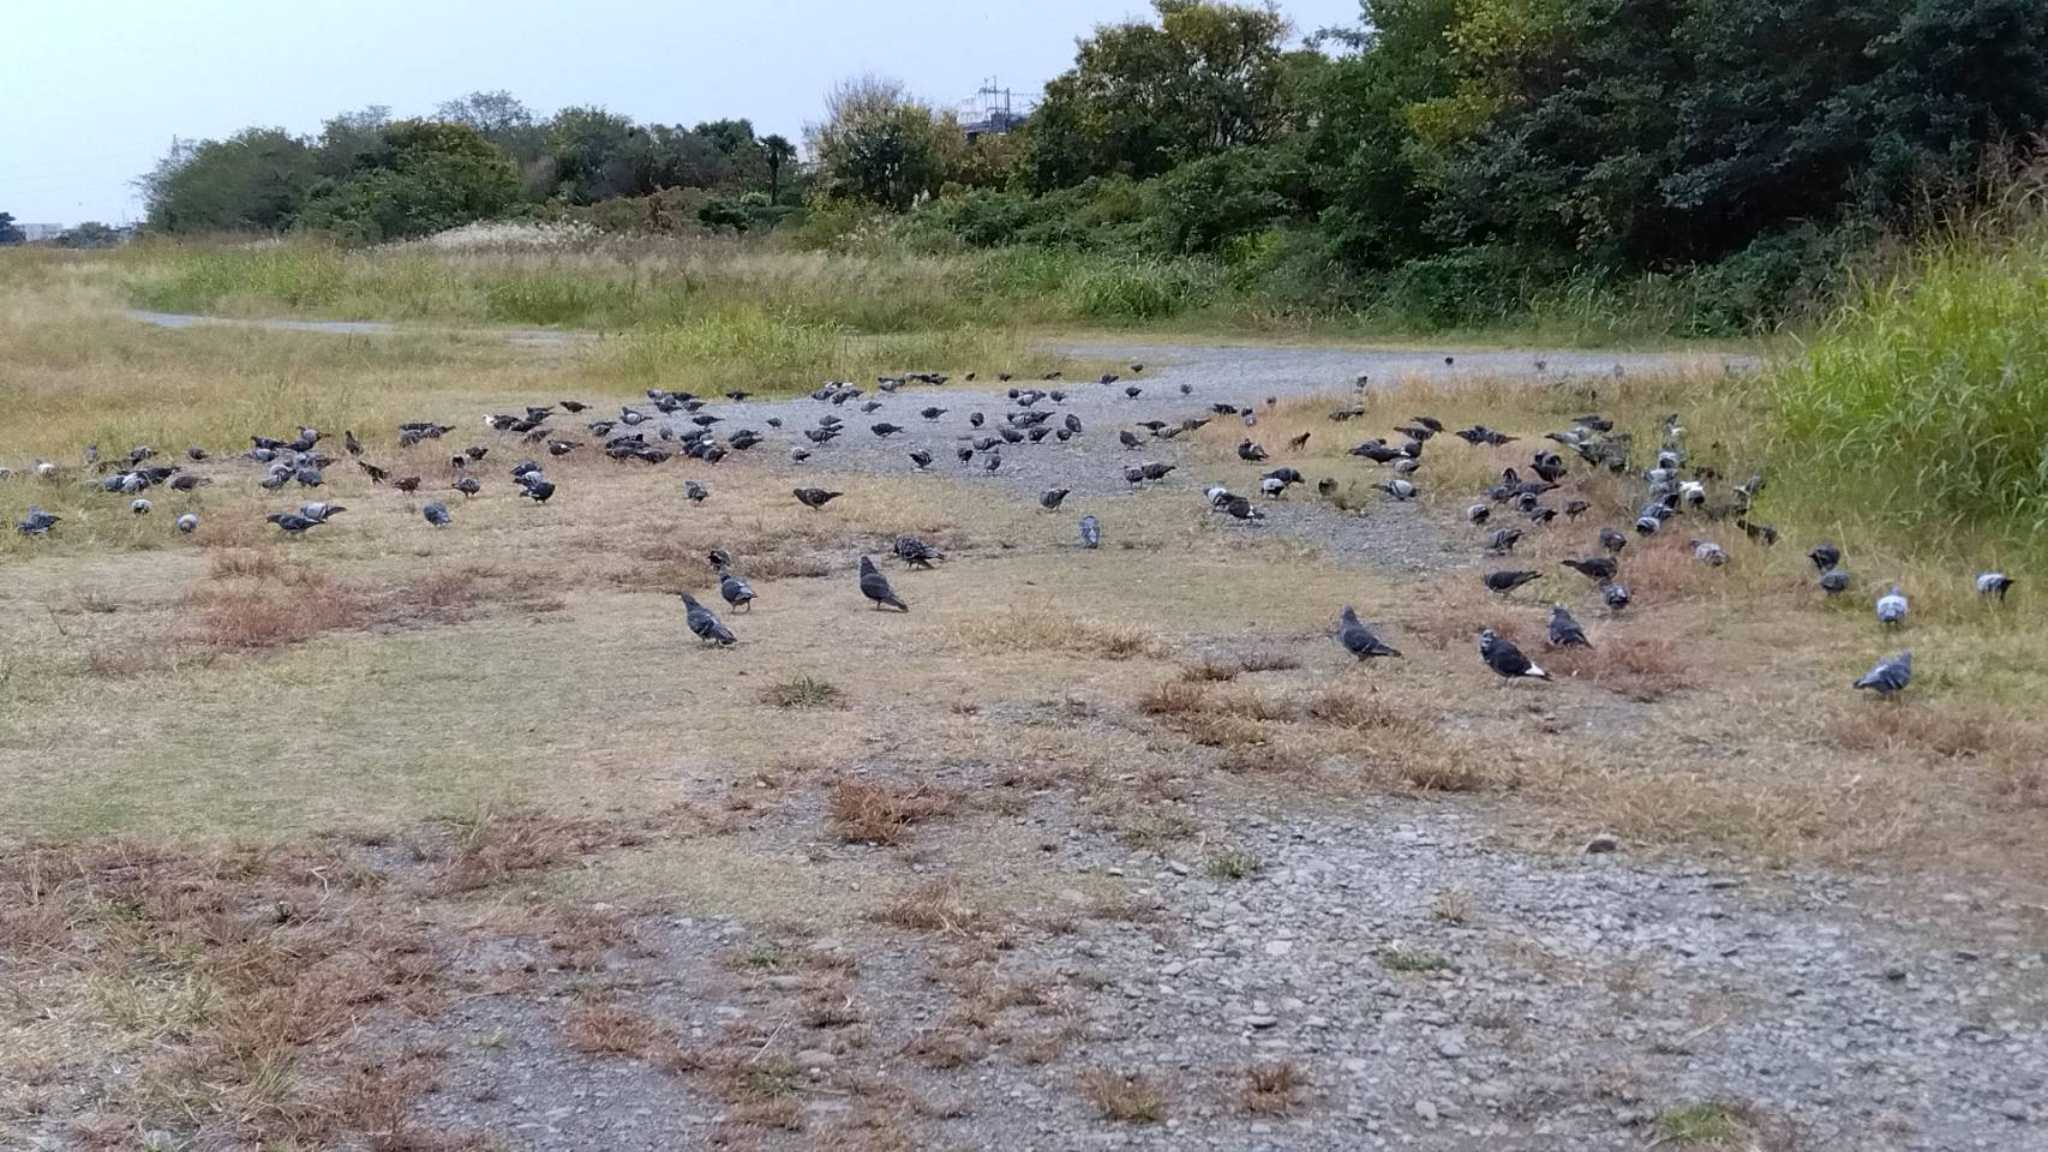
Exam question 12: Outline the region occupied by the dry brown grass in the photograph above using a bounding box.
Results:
[873,876,985,935]
[1079,1069,1168,1124]
[761,673,846,709]
[953,606,1159,660]
[1240,1061,1305,1115]
[828,778,961,845]
[564,1000,668,1057]
[1544,635,1697,702]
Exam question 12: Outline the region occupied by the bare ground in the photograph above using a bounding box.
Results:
[3,323,2042,1152]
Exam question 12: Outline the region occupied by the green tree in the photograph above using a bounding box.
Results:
[314,106,393,179]
[1026,0,1292,189]
[435,90,546,164]
[806,75,959,210]
[761,133,798,201]
[297,120,520,242]
[140,128,318,233]
[0,212,24,245]
[56,222,122,248]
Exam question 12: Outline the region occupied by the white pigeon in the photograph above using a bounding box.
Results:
[1876,584,1908,627]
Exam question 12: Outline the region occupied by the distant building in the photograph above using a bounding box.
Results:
[18,223,66,242]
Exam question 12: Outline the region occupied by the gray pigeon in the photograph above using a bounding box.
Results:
[422,502,451,528]
[1600,582,1630,611]
[718,570,756,612]
[16,506,60,536]
[908,450,933,471]
[681,591,737,645]
[1976,572,2015,601]
[685,480,708,503]
[176,513,200,534]
[1040,488,1070,512]
[266,512,320,535]
[893,535,942,569]
[794,487,842,510]
[1336,606,1401,660]
[1484,570,1542,595]
[130,498,152,515]
[1561,556,1618,583]
[1876,584,1908,627]
[1690,538,1729,567]
[1486,527,1523,554]
[1599,528,1627,554]
[1079,514,1100,549]
[1547,604,1591,648]
[1853,650,1911,696]
[1479,629,1551,681]
[1820,568,1851,596]
[858,555,908,610]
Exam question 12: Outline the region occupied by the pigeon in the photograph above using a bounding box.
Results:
[1876,584,1908,627]
[1484,570,1542,594]
[1124,386,1142,398]
[794,487,842,510]
[1600,582,1630,611]
[791,448,811,463]
[871,422,904,438]
[681,591,737,646]
[983,451,1003,473]
[1079,515,1101,549]
[1690,539,1729,567]
[920,407,948,420]
[858,555,908,611]
[1548,604,1592,648]
[422,501,451,528]
[1119,430,1141,450]
[1236,439,1268,462]
[518,478,556,503]
[718,570,756,612]
[1040,488,1070,512]
[1599,528,1627,554]
[1377,479,1417,500]
[297,502,346,523]
[1486,527,1523,554]
[1479,629,1550,681]
[393,476,422,493]
[908,450,933,471]
[685,480,709,503]
[452,476,481,498]
[266,513,320,535]
[1465,503,1491,525]
[187,446,209,462]
[1560,557,1618,583]
[130,498,152,515]
[1853,650,1912,696]
[1820,569,1851,596]
[1808,544,1841,573]
[1336,606,1401,660]
[894,536,942,569]
[176,513,199,534]
[1976,572,2015,601]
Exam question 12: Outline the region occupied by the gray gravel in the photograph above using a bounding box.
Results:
[399,794,2046,1152]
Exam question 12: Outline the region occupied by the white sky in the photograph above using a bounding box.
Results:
[2,0,1364,226]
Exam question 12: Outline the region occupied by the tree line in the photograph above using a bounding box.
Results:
[127,0,2048,328]
[138,92,800,243]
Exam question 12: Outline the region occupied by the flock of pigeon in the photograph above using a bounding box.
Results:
[8,358,2018,699]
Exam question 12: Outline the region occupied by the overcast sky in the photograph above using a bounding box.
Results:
[2,0,1364,226]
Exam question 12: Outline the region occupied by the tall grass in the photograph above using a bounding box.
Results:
[1765,206,2048,548]
[111,235,1724,345]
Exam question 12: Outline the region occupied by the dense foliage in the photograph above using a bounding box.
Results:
[133,1,2047,332]
[140,94,798,242]
[886,0,2047,331]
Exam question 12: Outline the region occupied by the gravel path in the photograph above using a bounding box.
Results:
[400,796,2045,1152]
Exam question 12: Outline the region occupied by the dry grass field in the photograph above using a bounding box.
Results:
[3,251,2044,1150]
